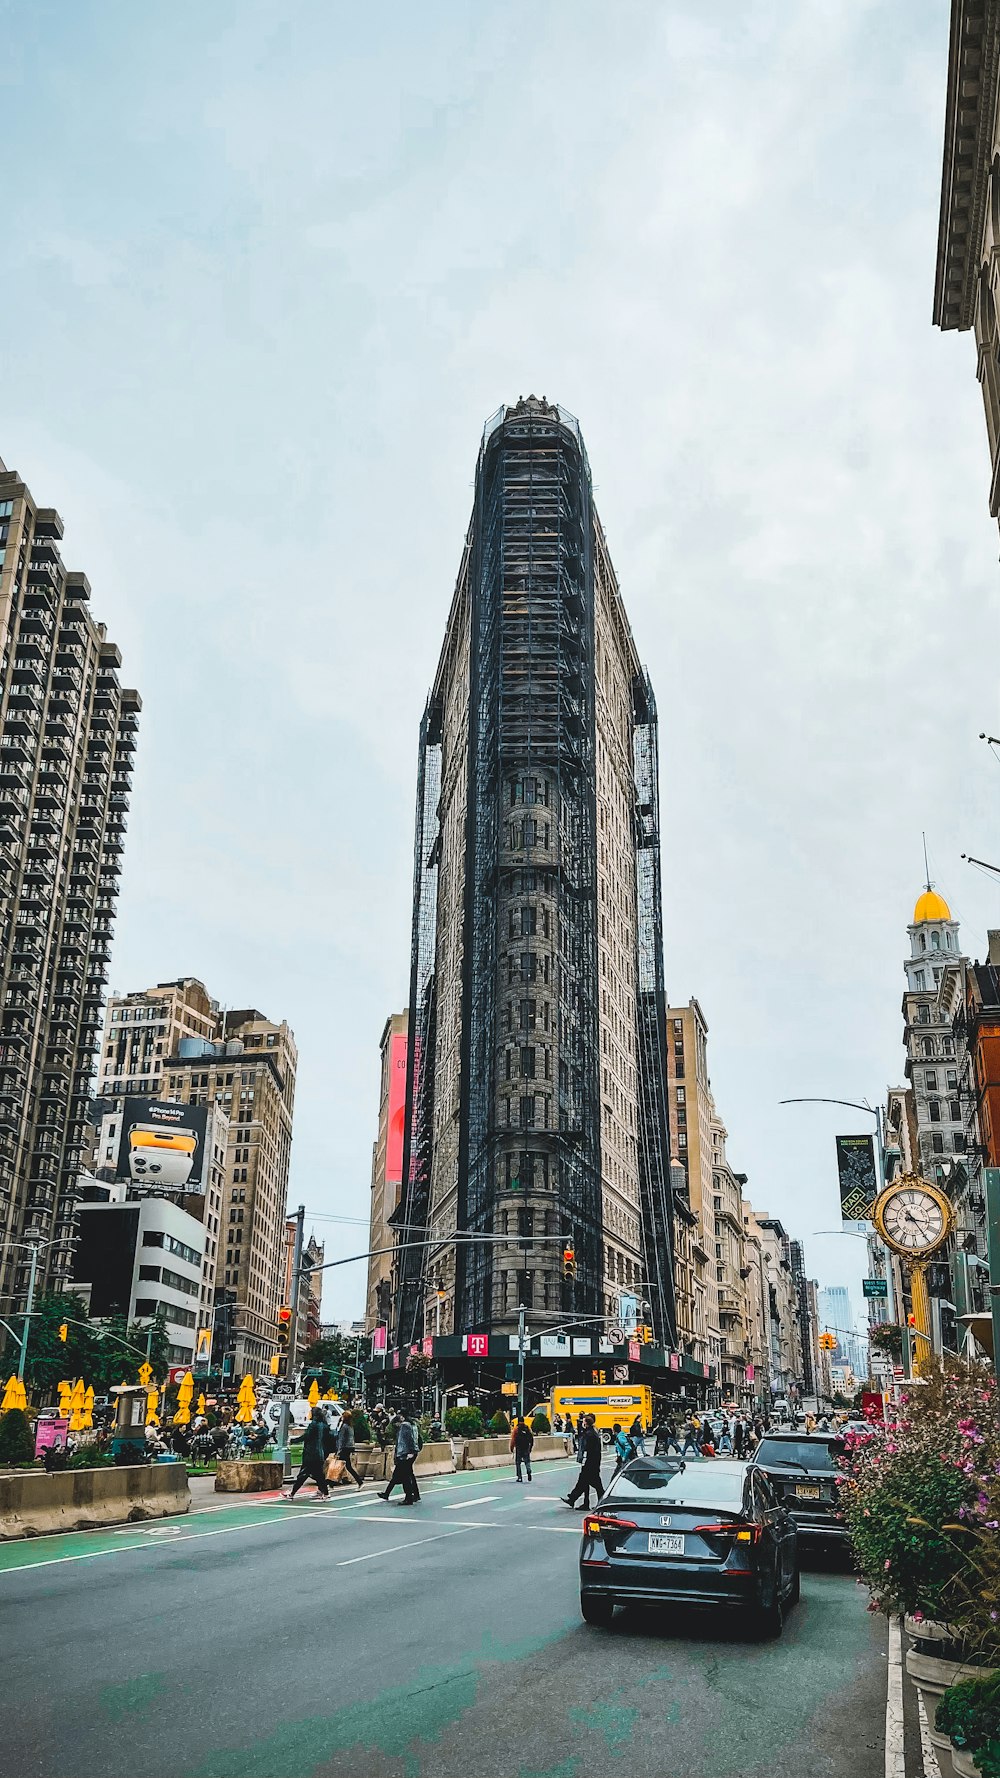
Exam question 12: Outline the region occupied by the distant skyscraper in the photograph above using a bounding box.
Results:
[0,461,139,1318]
[392,398,675,1346]
[366,1011,408,1335]
[818,1285,860,1375]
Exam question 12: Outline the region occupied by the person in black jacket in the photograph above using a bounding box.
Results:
[511,1417,534,1482]
[335,1410,364,1488]
[288,1407,335,1499]
[563,1414,605,1510]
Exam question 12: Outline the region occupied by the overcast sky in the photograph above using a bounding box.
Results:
[3,1,997,1332]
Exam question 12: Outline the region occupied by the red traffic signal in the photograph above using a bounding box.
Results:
[562,1246,575,1280]
[277,1307,292,1325]
[276,1306,292,1351]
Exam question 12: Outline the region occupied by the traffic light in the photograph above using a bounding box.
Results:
[639,1324,653,1345]
[907,1313,918,1328]
[58,1323,68,1343]
[436,1279,446,1301]
[563,1245,575,1280]
[269,1353,280,1375]
[276,1307,292,1351]
[818,1331,837,1352]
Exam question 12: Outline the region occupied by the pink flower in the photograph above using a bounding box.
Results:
[884,1560,892,1571]
[912,1611,924,1622]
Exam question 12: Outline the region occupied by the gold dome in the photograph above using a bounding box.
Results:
[913,889,952,924]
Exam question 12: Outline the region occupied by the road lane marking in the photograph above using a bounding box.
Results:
[886,1614,904,1778]
[337,1528,474,1566]
[526,1524,583,1535]
[442,1495,499,1509]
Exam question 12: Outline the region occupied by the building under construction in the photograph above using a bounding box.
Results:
[391,399,676,1354]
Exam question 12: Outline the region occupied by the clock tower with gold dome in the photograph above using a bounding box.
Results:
[903,882,966,1189]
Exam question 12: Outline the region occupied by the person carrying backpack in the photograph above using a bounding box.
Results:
[510,1417,534,1482]
[610,1421,636,1479]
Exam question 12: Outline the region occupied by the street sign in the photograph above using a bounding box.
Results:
[612,1365,629,1383]
[607,1324,625,1344]
[862,1278,888,1300]
[628,1340,641,1362]
[501,1381,517,1396]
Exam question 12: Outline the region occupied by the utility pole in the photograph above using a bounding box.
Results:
[16,1241,41,1382]
[518,1302,527,1423]
[274,1203,305,1478]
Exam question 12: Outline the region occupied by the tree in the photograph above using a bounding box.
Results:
[299,1334,358,1388]
[22,1293,99,1399]
[0,1408,35,1466]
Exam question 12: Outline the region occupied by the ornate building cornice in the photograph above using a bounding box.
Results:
[934,0,1000,331]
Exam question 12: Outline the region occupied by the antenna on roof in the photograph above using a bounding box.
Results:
[922,832,931,893]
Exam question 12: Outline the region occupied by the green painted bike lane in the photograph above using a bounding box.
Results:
[0,1459,577,1577]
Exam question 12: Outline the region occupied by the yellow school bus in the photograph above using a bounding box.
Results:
[550,1384,652,1437]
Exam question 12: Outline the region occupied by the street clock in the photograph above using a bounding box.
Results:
[871,1173,954,1258]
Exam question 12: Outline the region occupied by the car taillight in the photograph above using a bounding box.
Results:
[584,1514,637,1536]
[694,1521,762,1544]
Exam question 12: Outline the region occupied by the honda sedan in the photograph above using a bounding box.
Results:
[579,1457,798,1636]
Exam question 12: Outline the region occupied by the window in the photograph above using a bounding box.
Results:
[520,906,537,938]
[160,1267,200,1299]
[517,1208,533,1238]
[519,999,536,1031]
[932,931,940,950]
[950,1100,961,1122]
[929,1101,940,1122]
[953,1131,966,1152]
[142,1231,164,1249]
[520,1095,536,1128]
[947,1071,958,1091]
[925,1071,937,1092]
[931,1133,944,1154]
[520,1047,536,1079]
[520,953,536,982]
[914,970,926,990]
[138,1265,160,1282]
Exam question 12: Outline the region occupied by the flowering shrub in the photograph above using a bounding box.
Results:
[936,1675,1000,1772]
[840,1363,999,1651]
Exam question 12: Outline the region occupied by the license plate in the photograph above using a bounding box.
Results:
[648,1532,684,1555]
[796,1484,821,1500]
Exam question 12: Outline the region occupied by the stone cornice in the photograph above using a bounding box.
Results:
[934,0,1000,330]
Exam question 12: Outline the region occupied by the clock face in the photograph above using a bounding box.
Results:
[881,1186,947,1253]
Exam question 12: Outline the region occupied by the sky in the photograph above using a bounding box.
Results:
[2,0,997,1336]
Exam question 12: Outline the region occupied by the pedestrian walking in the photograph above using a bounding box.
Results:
[629,1414,648,1457]
[655,1416,682,1456]
[699,1423,717,1458]
[334,1410,365,1488]
[718,1417,733,1454]
[680,1414,700,1457]
[288,1407,335,1500]
[510,1416,534,1482]
[379,1412,420,1504]
[610,1422,636,1479]
[563,1414,605,1510]
[732,1417,747,1459]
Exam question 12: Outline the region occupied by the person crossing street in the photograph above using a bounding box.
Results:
[563,1414,605,1510]
[379,1412,421,1504]
[287,1407,335,1500]
[510,1416,534,1482]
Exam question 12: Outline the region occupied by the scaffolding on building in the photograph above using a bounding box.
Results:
[632,672,677,1347]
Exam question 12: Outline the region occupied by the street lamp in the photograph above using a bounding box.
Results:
[2,1237,62,1382]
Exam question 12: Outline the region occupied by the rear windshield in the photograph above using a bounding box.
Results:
[755,1438,843,1471]
[604,1461,746,1510]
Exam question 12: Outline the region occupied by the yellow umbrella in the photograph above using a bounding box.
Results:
[69,1378,85,1414]
[196,1393,206,1417]
[307,1379,320,1407]
[1,1376,19,1413]
[235,1374,256,1425]
[173,1371,194,1424]
[81,1385,94,1431]
[146,1387,160,1427]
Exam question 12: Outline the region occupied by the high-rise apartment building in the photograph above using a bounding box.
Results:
[0,461,138,1317]
[903,888,967,1183]
[754,1214,804,1403]
[392,399,675,1347]
[710,1116,748,1402]
[366,1011,408,1334]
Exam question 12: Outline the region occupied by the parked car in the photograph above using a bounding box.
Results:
[750,1431,848,1544]
[579,1457,798,1636]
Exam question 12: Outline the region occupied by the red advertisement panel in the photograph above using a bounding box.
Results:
[385,1034,408,1186]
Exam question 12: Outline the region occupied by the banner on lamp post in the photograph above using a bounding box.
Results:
[836,1134,879,1222]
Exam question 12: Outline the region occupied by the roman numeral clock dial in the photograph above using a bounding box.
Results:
[872,1175,954,1258]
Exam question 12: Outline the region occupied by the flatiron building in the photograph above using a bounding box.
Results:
[393,398,675,1347]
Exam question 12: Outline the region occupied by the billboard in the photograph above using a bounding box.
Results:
[385,1033,408,1186]
[835,1134,879,1222]
[115,1099,210,1192]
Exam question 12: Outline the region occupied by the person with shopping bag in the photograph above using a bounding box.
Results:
[287,1407,335,1500]
[330,1409,364,1488]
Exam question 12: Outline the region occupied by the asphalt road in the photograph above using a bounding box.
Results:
[0,1458,886,1778]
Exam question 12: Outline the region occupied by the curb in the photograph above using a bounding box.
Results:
[886,1615,905,1778]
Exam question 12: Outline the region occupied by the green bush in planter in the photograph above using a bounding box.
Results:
[0,1408,35,1466]
[351,1410,371,1443]
[936,1676,1000,1774]
[531,1411,550,1434]
[445,1406,484,1439]
[488,1412,510,1435]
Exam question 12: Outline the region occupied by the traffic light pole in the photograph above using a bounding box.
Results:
[275,1203,305,1478]
[518,1303,527,1423]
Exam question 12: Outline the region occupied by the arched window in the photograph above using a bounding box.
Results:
[920,934,927,953]
[931,931,940,950]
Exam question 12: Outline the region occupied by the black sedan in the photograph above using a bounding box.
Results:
[579,1457,798,1636]
[751,1433,848,1544]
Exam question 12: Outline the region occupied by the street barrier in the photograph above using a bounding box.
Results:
[0,1463,190,1541]
[214,1460,284,1493]
[466,1435,569,1469]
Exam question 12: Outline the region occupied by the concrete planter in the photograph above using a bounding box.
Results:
[951,1749,980,1778]
[905,1646,996,1778]
[905,1615,962,1649]
[0,1464,190,1540]
[214,1460,283,1493]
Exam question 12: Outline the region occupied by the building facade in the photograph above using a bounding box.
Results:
[934,1,1000,522]
[100,980,297,1376]
[284,1220,324,1349]
[73,1185,206,1369]
[753,1214,804,1406]
[0,461,139,1321]
[711,1117,749,1401]
[903,889,967,1184]
[392,399,675,1348]
[665,1000,719,1371]
[365,1011,408,1334]
[164,1008,297,1374]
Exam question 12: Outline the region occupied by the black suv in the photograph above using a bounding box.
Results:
[751,1433,848,1543]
